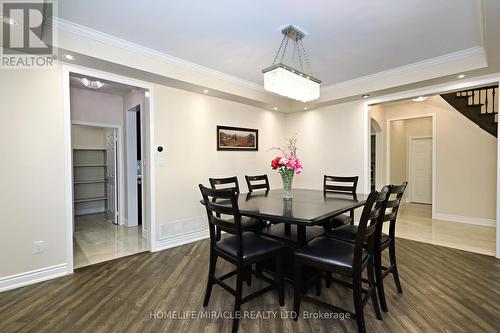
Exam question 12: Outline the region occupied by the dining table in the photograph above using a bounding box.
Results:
[238,188,367,243]
[208,188,369,281]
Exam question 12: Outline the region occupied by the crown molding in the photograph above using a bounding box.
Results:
[321,46,487,95]
[49,17,488,108]
[50,17,265,92]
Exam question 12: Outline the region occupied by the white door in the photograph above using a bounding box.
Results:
[105,129,118,224]
[409,137,432,204]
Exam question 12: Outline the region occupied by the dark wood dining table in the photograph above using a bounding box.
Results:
[201,188,368,281]
[236,189,368,245]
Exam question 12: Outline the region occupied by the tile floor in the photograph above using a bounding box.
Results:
[390,203,496,256]
[73,213,148,268]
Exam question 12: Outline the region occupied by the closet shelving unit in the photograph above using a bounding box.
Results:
[73,148,108,215]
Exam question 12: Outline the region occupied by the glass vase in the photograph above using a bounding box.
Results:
[281,172,294,199]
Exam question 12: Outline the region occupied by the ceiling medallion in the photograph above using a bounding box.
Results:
[263,25,321,102]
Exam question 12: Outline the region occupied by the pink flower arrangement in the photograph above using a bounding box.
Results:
[270,135,303,176]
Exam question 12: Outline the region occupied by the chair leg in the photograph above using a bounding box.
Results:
[325,272,332,288]
[203,251,218,307]
[353,271,366,333]
[276,254,284,306]
[246,266,252,286]
[367,258,382,320]
[232,267,243,333]
[255,263,263,278]
[374,250,388,312]
[389,240,403,294]
[293,260,303,321]
[315,270,322,296]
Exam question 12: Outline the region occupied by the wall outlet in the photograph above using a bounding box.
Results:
[33,241,44,254]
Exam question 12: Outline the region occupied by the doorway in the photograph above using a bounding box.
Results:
[126,105,143,230]
[67,70,152,269]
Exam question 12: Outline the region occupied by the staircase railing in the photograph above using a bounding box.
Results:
[456,85,498,116]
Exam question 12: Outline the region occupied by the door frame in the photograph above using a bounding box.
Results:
[363,73,500,258]
[71,121,123,224]
[385,114,436,214]
[408,135,433,204]
[125,105,142,229]
[63,64,156,273]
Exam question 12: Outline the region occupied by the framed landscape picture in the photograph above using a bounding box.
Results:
[217,126,258,151]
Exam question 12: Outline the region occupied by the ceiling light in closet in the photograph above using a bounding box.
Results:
[81,78,104,89]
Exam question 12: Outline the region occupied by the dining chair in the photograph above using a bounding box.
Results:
[326,182,407,312]
[293,189,389,333]
[245,174,270,193]
[323,175,359,231]
[199,185,285,333]
[209,177,263,235]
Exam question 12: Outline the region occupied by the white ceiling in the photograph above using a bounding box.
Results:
[57,0,483,87]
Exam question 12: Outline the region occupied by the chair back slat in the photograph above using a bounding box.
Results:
[199,184,245,258]
[353,188,389,266]
[383,182,407,222]
[199,185,242,233]
[209,176,240,195]
[384,182,408,238]
[323,175,358,195]
[245,174,270,193]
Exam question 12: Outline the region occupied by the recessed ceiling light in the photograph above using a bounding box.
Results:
[1,16,17,25]
[361,94,370,99]
[203,89,209,94]
[273,107,278,111]
[457,74,466,79]
[412,96,428,102]
[81,78,103,89]
[63,54,74,60]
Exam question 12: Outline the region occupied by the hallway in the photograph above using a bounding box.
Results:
[390,203,496,256]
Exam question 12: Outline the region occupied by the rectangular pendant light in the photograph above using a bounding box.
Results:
[263,25,321,102]
[263,63,321,102]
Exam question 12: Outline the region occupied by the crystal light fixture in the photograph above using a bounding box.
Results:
[81,78,104,89]
[412,96,428,102]
[263,25,321,102]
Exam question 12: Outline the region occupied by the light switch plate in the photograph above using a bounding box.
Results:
[33,240,44,254]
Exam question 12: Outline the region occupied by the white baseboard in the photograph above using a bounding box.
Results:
[433,212,496,227]
[0,263,70,293]
[151,229,209,252]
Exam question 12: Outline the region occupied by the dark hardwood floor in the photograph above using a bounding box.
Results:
[0,238,499,332]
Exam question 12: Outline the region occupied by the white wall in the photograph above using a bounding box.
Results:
[285,101,368,192]
[71,124,106,149]
[0,69,67,278]
[70,88,124,126]
[371,96,497,220]
[153,85,286,241]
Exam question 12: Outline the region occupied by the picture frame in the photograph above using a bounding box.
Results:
[217,126,259,151]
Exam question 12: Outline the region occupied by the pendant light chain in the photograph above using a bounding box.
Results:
[298,39,313,76]
[271,34,287,65]
[272,28,313,76]
[296,37,305,73]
